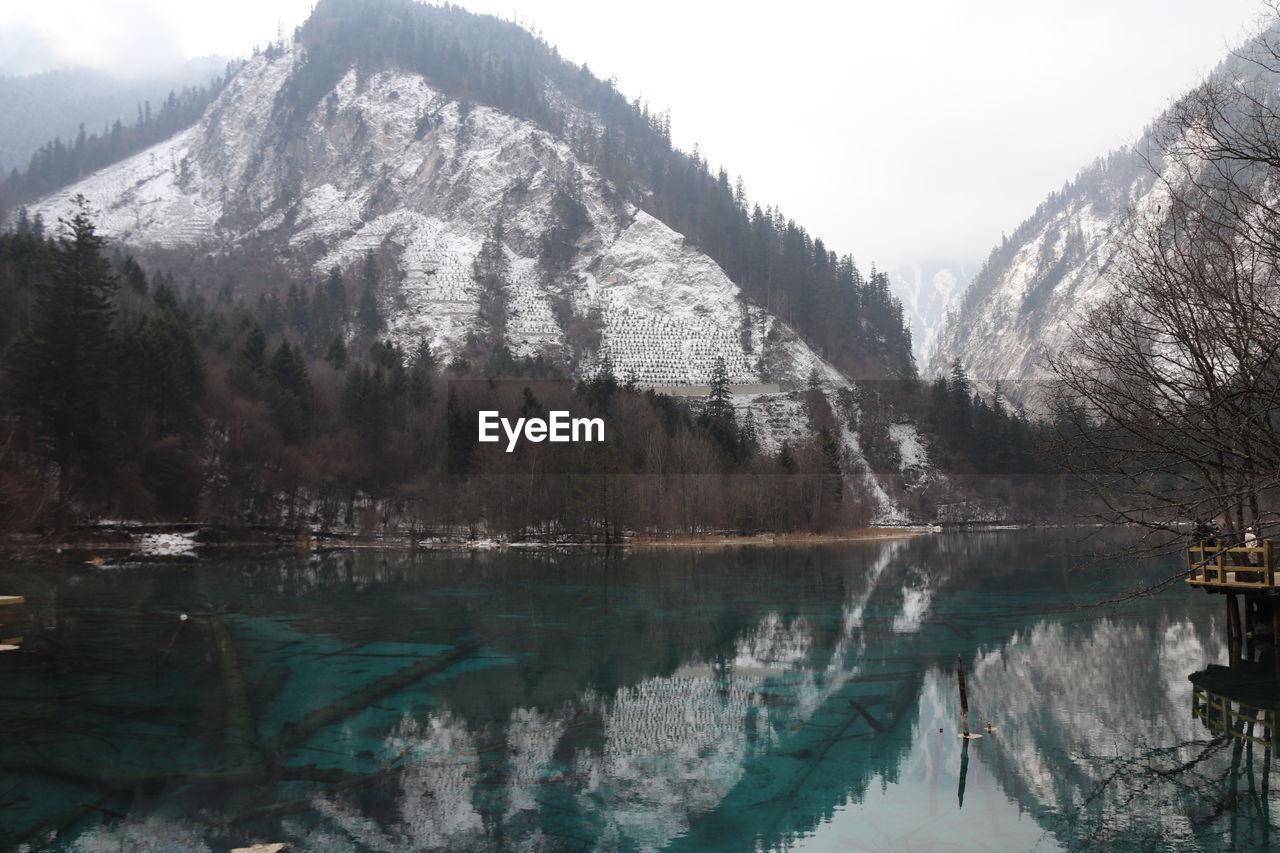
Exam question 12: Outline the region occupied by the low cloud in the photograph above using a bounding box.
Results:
[0,0,185,78]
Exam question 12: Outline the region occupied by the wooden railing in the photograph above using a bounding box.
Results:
[1186,540,1275,589]
[1192,683,1279,747]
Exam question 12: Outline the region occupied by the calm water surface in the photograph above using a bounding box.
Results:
[0,530,1264,852]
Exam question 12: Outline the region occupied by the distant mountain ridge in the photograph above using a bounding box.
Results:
[0,57,228,174]
[888,261,972,367]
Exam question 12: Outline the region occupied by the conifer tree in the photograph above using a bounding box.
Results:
[6,195,119,501]
[359,250,382,335]
[705,356,733,423]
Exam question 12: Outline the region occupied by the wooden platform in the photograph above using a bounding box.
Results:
[1186,542,1276,591]
[0,595,24,606]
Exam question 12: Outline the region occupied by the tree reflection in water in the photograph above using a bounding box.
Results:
[3,531,1275,852]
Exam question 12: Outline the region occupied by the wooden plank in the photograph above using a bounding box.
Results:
[1188,579,1274,590]
[0,596,24,606]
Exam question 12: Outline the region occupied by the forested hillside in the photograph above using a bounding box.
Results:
[0,57,229,175]
[0,203,876,535]
[0,65,240,217]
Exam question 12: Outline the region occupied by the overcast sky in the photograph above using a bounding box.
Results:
[0,0,1268,270]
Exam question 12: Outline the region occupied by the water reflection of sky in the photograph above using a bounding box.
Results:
[0,531,1262,852]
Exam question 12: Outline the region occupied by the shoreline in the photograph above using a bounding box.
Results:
[1,524,935,558]
[4,521,1102,559]
[623,528,927,549]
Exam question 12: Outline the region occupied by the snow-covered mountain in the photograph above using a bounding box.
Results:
[29,45,833,391]
[888,261,972,367]
[19,5,930,522]
[928,151,1152,390]
[928,25,1275,394]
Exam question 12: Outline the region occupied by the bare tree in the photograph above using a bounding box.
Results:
[1048,14,1280,559]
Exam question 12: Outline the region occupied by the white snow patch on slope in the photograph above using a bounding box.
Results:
[732,393,809,457]
[33,128,220,247]
[888,422,928,475]
[838,420,907,525]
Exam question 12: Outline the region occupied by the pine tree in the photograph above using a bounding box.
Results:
[268,339,313,444]
[586,353,617,409]
[6,195,119,502]
[242,324,267,375]
[325,335,348,369]
[359,250,382,335]
[408,340,435,408]
[705,356,733,423]
[741,410,759,451]
[779,440,796,474]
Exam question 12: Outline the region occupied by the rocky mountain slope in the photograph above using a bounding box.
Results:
[928,150,1154,392]
[928,150,1152,391]
[928,25,1277,395]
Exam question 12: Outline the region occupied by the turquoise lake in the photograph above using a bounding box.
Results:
[0,530,1267,852]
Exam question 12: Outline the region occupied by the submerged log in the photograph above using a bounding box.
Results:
[210,615,265,776]
[269,634,498,753]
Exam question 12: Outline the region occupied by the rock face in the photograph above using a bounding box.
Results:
[28,47,833,391]
[927,149,1153,392]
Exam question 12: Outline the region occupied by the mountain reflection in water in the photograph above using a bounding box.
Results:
[0,531,1267,852]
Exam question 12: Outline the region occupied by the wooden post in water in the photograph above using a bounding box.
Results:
[1228,593,1243,667]
[1246,599,1257,660]
[956,654,971,737]
[1272,600,1280,674]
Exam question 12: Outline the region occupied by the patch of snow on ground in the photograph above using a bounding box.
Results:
[837,420,907,525]
[834,414,906,522]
